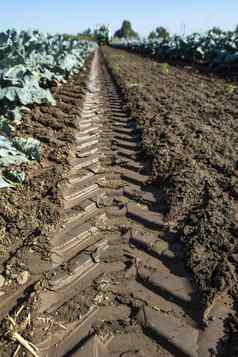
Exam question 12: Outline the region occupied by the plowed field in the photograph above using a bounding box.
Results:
[0,48,237,357]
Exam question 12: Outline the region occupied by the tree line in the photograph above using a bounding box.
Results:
[65,20,238,42]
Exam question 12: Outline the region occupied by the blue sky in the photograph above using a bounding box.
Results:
[0,0,237,36]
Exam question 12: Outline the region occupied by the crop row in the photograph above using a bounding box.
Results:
[0,29,95,187]
[112,29,238,69]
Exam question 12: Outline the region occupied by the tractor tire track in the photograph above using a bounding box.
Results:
[0,49,231,357]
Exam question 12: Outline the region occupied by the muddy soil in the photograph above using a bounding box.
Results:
[102,47,238,308]
[0,55,93,291]
[0,48,237,356]
[116,46,238,83]
[222,310,238,356]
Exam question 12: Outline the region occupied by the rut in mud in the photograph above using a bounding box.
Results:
[0,50,233,357]
[102,47,238,311]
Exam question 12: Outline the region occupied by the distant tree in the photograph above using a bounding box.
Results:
[114,20,139,39]
[155,26,170,42]
[82,28,92,36]
[208,27,223,35]
[65,28,96,41]
[148,31,157,40]
[147,26,170,42]
[235,25,238,33]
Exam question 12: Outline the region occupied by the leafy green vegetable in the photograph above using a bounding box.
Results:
[0,29,97,187]
[12,137,40,161]
[0,135,28,168]
[112,29,238,69]
[3,169,25,184]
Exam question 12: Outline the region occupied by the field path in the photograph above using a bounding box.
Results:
[0,50,231,357]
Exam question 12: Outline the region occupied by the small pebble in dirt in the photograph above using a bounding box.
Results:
[0,275,5,288]
[16,271,30,286]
